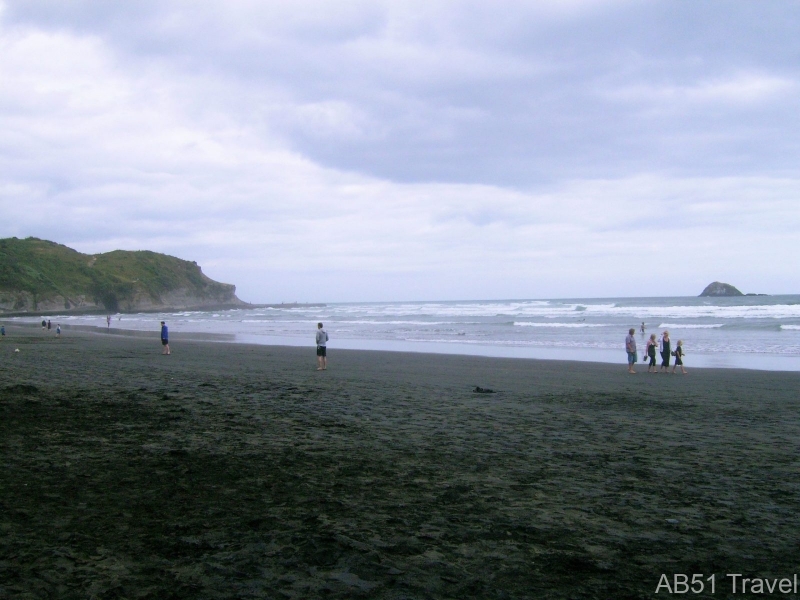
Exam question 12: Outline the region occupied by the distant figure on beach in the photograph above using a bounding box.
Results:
[316,322,328,371]
[1,325,5,336]
[56,324,61,338]
[659,330,671,372]
[640,322,646,335]
[672,340,687,374]
[107,315,111,329]
[41,319,46,329]
[47,319,51,330]
[160,321,170,355]
[625,328,637,374]
[645,333,658,373]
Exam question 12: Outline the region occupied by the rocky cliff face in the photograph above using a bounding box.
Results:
[699,281,744,297]
[0,286,244,314]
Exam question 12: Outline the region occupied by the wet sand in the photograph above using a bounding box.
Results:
[2,325,800,599]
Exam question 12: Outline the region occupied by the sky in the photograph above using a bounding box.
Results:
[1,0,798,302]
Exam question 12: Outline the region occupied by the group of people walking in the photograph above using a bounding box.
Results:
[39,319,61,337]
[625,327,686,375]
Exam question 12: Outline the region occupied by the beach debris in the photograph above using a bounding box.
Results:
[473,386,496,394]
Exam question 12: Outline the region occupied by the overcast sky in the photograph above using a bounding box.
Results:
[1,1,798,302]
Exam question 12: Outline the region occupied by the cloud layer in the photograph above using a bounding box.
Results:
[1,1,798,301]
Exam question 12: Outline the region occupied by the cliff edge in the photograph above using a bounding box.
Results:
[0,237,247,314]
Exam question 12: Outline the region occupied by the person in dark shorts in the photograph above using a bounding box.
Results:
[316,322,328,370]
[672,340,687,374]
[160,321,170,355]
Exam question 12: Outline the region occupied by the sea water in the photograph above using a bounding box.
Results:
[15,296,800,371]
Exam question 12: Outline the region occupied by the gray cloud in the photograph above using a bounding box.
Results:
[1,0,799,300]
[6,0,799,186]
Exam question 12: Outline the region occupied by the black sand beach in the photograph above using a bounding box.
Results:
[2,325,800,599]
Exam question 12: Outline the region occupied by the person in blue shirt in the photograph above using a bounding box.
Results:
[160,321,170,355]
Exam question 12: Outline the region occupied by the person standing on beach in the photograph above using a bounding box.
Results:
[107,315,111,329]
[41,319,46,329]
[640,322,646,336]
[316,322,328,371]
[1,325,4,337]
[645,333,658,373]
[160,321,170,355]
[659,330,671,372]
[625,328,637,374]
[672,340,687,374]
[56,324,61,338]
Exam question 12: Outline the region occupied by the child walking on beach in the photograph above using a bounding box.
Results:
[644,333,658,373]
[672,340,687,374]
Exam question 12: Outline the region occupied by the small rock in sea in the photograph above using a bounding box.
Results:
[665,519,679,524]
[474,386,496,394]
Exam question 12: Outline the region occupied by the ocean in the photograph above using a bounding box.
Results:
[14,296,800,371]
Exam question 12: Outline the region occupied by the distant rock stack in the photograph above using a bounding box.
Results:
[699,282,744,297]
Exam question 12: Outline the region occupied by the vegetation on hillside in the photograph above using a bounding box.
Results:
[0,237,241,312]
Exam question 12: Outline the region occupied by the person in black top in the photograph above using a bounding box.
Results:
[659,330,671,372]
[672,340,687,374]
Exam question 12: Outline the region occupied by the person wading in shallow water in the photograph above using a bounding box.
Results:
[316,322,328,371]
[160,321,170,355]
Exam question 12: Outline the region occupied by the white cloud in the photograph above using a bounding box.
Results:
[605,72,796,107]
[1,1,799,301]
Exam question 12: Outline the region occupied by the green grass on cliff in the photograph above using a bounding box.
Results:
[0,237,237,312]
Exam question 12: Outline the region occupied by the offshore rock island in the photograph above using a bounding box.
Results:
[0,237,247,314]
[699,281,744,297]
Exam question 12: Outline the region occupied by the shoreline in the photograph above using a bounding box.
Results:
[0,301,327,318]
[6,320,800,372]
